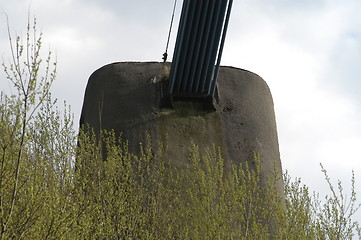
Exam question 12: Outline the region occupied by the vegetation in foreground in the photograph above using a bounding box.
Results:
[0,17,360,239]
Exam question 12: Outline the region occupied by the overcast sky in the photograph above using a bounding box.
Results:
[1,0,361,221]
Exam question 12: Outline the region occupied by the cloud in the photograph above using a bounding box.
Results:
[220,1,361,205]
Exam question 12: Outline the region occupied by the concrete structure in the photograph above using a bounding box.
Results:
[80,62,283,192]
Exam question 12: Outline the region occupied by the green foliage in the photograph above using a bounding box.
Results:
[1,16,361,239]
[315,164,361,239]
[1,15,75,239]
[73,131,284,239]
[283,167,361,240]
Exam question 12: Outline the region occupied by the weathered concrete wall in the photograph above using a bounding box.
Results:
[80,62,283,192]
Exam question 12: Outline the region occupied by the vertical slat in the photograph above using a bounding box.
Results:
[181,0,203,93]
[197,0,222,94]
[205,0,228,94]
[186,0,209,93]
[169,0,190,94]
[211,0,233,95]
[193,0,216,93]
[169,0,233,97]
[174,0,197,93]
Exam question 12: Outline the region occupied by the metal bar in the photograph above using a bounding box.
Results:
[186,0,209,93]
[181,0,203,93]
[169,0,190,94]
[199,0,223,94]
[193,0,216,93]
[174,0,197,93]
[205,0,228,94]
[211,0,233,95]
[168,0,233,97]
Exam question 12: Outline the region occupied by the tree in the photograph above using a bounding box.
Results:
[1,15,76,239]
